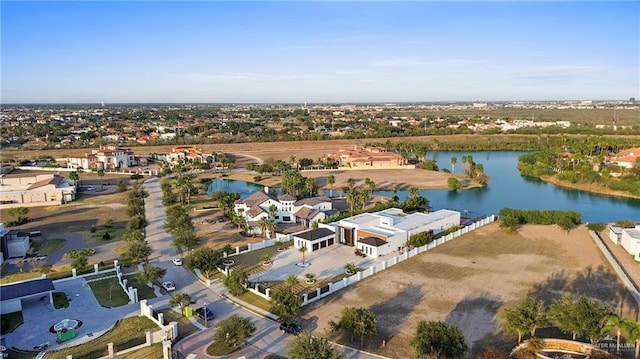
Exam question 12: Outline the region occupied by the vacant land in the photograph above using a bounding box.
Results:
[300,222,639,358]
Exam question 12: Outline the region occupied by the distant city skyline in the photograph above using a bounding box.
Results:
[1,1,638,104]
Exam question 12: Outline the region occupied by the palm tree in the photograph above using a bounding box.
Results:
[268,204,278,220]
[258,217,269,238]
[69,170,79,186]
[623,320,640,359]
[344,263,358,274]
[346,178,356,191]
[260,254,273,265]
[97,169,105,190]
[602,314,625,352]
[450,156,457,173]
[299,245,308,265]
[346,190,357,214]
[265,219,277,238]
[327,175,335,198]
[285,274,299,294]
[304,273,316,284]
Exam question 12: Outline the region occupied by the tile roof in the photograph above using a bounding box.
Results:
[294,207,320,220]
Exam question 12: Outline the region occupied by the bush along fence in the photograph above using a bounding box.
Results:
[237,215,496,304]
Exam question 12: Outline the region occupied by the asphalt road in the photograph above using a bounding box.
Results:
[143,177,385,359]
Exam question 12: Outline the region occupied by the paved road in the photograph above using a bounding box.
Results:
[143,177,384,359]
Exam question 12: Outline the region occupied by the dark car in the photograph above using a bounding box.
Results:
[194,306,215,322]
[279,322,302,335]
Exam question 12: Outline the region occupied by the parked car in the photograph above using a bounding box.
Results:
[161,281,176,291]
[194,306,215,321]
[279,323,302,335]
[172,258,183,266]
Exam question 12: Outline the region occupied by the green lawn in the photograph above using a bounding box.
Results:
[125,275,156,300]
[0,311,24,335]
[31,238,66,256]
[157,308,199,341]
[206,340,238,356]
[88,277,131,307]
[45,316,159,359]
[237,292,273,312]
[228,241,293,276]
[52,292,69,309]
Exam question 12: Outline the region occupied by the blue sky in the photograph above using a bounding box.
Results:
[1,1,638,103]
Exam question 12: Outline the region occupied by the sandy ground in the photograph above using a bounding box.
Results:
[299,222,640,358]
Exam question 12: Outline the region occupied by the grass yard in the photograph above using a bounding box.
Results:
[157,308,199,341]
[44,316,159,359]
[52,292,69,309]
[116,343,163,358]
[1,311,24,335]
[30,238,66,256]
[125,275,157,300]
[237,291,272,312]
[206,340,238,356]
[88,277,131,307]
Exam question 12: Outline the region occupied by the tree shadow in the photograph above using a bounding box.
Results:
[369,283,424,343]
[527,266,639,320]
[444,293,503,358]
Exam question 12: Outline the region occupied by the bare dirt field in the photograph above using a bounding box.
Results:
[300,222,640,358]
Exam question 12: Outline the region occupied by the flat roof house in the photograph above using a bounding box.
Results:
[335,208,460,258]
[609,224,640,262]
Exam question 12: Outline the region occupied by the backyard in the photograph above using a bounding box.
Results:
[299,222,640,358]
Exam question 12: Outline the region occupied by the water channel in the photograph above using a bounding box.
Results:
[207,151,640,223]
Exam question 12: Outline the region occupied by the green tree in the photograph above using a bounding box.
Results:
[223,269,249,296]
[287,332,342,359]
[299,245,308,265]
[213,314,256,348]
[6,207,29,225]
[450,156,457,173]
[503,297,548,343]
[557,215,578,233]
[327,175,336,197]
[447,178,462,191]
[69,170,79,186]
[123,240,152,264]
[72,255,88,270]
[622,320,640,359]
[169,292,196,312]
[270,286,302,320]
[550,294,581,340]
[136,264,167,286]
[97,168,105,190]
[602,314,626,352]
[410,320,468,359]
[329,307,377,348]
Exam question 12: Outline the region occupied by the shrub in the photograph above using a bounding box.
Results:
[65,248,96,259]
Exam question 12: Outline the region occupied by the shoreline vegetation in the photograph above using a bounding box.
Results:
[540,175,640,200]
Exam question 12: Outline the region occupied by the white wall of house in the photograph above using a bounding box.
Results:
[609,227,622,244]
[620,226,640,261]
[6,237,29,258]
[0,298,21,314]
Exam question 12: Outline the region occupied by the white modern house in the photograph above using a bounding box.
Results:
[0,224,30,260]
[334,208,461,258]
[68,144,137,170]
[608,224,640,261]
[292,227,336,253]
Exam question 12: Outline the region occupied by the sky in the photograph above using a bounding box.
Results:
[1,1,638,104]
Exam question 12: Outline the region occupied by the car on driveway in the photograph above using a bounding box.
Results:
[279,322,302,335]
[172,258,183,266]
[194,306,215,322]
[161,281,176,291]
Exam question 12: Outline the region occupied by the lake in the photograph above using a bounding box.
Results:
[207,151,640,223]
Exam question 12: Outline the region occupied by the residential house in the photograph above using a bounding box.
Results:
[166,146,215,164]
[327,146,408,168]
[609,147,640,169]
[608,224,640,261]
[334,208,460,257]
[292,227,336,253]
[234,188,334,236]
[0,172,76,208]
[67,145,137,170]
[0,223,30,260]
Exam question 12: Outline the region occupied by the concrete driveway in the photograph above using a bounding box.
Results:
[249,243,384,283]
[4,278,166,352]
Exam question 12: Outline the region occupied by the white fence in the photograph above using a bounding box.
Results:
[244,215,497,305]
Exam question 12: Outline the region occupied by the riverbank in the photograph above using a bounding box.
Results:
[540,175,640,201]
[199,167,477,192]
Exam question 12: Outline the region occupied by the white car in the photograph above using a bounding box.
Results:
[161,281,176,291]
[172,258,183,266]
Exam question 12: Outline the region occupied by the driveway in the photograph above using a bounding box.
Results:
[4,278,166,352]
[249,244,385,283]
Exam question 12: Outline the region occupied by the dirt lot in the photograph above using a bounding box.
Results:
[300,222,640,358]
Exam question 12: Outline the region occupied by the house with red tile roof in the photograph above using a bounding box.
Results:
[327,146,411,169]
[609,147,640,169]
